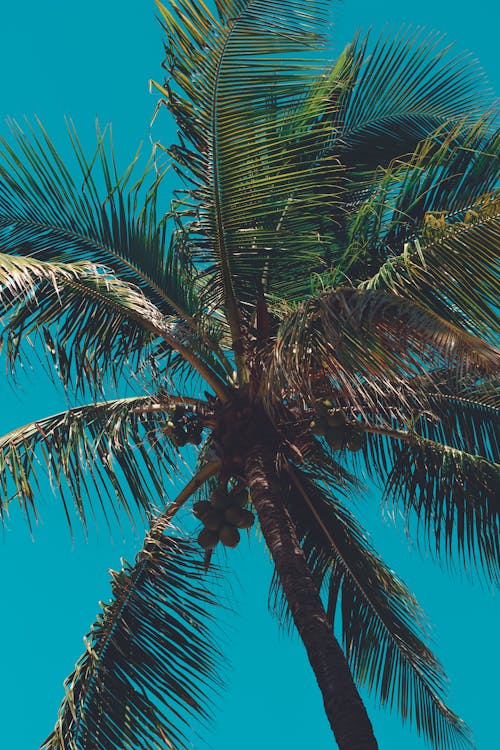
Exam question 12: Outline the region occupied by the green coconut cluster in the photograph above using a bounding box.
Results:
[310,400,365,452]
[164,404,203,447]
[194,483,255,550]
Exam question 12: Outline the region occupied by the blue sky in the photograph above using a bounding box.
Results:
[0,1,498,749]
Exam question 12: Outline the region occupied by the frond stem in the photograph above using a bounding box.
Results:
[362,424,414,442]
[70,458,222,744]
[5,217,194,323]
[130,396,210,414]
[57,274,231,401]
[4,217,236,377]
[150,458,222,536]
[160,329,231,402]
[210,5,257,378]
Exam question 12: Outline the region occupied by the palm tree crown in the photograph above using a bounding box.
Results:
[0,1,498,749]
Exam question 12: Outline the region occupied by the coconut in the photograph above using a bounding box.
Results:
[346,427,364,452]
[224,505,245,527]
[325,426,344,451]
[191,430,203,445]
[326,409,346,428]
[173,429,187,447]
[236,509,255,529]
[203,508,224,531]
[219,524,240,548]
[197,528,218,550]
[224,506,255,529]
[231,487,249,507]
[310,418,326,436]
[193,500,211,519]
[211,487,232,509]
[185,426,202,445]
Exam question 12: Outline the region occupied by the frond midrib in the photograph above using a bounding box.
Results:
[339,109,459,143]
[0,396,168,446]
[71,557,147,745]
[209,2,261,355]
[0,215,194,325]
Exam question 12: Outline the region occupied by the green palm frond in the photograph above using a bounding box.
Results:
[156,0,347,330]
[334,116,499,288]
[380,436,500,582]
[415,379,500,461]
[270,467,471,750]
[359,212,500,339]
[0,395,185,531]
[0,4,497,748]
[334,28,490,176]
[0,252,175,392]
[0,119,234,383]
[385,120,499,240]
[0,119,194,321]
[0,252,229,395]
[41,531,223,750]
[266,288,499,419]
[460,374,500,408]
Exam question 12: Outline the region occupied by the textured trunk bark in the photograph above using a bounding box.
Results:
[245,443,378,750]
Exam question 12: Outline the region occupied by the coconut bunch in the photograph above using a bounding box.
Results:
[164,404,203,447]
[310,400,365,452]
[194,482,255,550]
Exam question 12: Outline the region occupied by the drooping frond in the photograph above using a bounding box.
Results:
[270,467,472,750]
[156,0,347,327]
[0,252,171,382]
[359,211,500,340]
[383,119,499,241]
[334,28,491,176]
[458,373,500,409]
[0,119,194,321]
[414,377,500,462]
[266,287,499,420]
[0,252,228,396]
[380,435,500,582]
[334,115,499,289]
[0,395,184,531]
[41,532,223,750]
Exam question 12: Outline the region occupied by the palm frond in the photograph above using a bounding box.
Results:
[348,116,498,247]
[270,467,472,750]
[380,435,500,582]
[0,119,194,321]
[359,212,500,340]
[156,0,347,324]
[415,378,500,462]
[41,531,223,750]
[0,395,185,531]
[458,373,500,408]
[0,252,229,396]
[266,288,499,420]
[335,28,491,176]
[0,252,175,392]
[331,114,499,292]
[386,119,499,239]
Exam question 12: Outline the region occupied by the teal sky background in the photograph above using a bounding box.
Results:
[0,2,498,749]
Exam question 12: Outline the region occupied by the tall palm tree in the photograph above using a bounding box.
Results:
[0,1,498,748]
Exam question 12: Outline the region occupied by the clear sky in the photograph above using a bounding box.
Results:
[0,2,498,749]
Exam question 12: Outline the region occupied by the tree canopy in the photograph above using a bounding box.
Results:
[0,1,498,749]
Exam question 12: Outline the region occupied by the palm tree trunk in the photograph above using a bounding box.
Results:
[245,443,378,750]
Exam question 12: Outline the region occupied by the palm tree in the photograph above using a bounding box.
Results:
[0,1,498,748]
